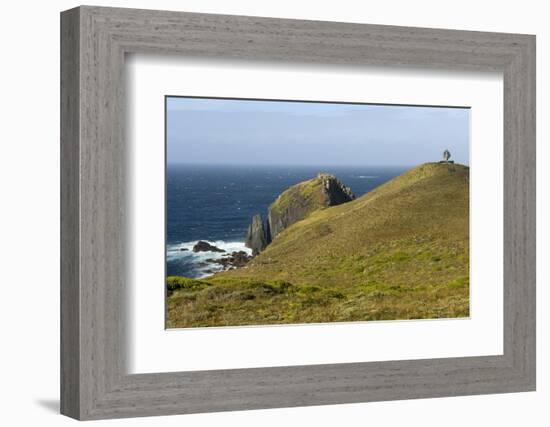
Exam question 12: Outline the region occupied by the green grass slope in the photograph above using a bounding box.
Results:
[167,163,470,328]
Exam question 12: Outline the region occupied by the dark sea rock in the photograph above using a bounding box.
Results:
[245,214,270,256]
[179,248,189,251]
[229,251,253,267]
[192,240,225,253]
[207,251,252,269]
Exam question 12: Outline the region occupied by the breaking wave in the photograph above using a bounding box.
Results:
[167,240,251,279]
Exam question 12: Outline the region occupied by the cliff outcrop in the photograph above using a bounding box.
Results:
[245,173,354,255]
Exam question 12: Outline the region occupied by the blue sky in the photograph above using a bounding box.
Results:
[166,97,470,166]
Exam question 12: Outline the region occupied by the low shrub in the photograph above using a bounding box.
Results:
[166,276,211,293]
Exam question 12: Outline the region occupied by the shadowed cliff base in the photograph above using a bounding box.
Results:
[167,162,469,328]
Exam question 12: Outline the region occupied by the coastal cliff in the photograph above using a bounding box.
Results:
[245,173,355,255]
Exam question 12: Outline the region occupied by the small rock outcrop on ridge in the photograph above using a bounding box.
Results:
[245,173,355,256]
[245,214,271,256]
[318,173,355,206]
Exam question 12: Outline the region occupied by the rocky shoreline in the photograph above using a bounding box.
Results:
[189,241,252,275]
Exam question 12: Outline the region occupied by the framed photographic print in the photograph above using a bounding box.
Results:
[61,6,536,420]
[163,96,470,329]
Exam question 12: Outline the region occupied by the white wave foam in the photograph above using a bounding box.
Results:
[167,240,250,257]
[167,240,251,278]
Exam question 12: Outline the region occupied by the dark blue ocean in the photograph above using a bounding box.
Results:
[166,165,406,278]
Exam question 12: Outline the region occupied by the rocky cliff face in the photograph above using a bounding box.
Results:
[245,173,354,255]
[319,173,355,206]
[245,214,270,256]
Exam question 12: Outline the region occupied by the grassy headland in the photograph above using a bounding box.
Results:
[167,162,470,328]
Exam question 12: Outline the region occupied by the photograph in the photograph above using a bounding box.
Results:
[165,96,470,328]
[53,4,537,421]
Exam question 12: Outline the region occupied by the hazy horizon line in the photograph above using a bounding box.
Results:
[166,161,469,168]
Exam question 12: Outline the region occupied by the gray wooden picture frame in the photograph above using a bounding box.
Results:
[60,5,536,420]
